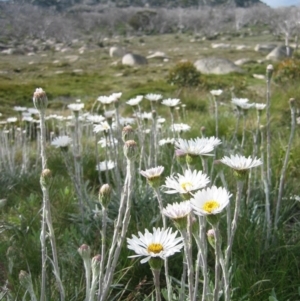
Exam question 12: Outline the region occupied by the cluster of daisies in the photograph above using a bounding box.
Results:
[127,136,262,264]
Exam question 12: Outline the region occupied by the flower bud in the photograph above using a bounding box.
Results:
[266,64,274,80]
[207,229,216,249]
[122,125,135,142]
[40,169,52,188]
[99,184,112,208]
[123,140,138,161]
[149,257,163,271]
[33,88,48,111]
[78,244,91,260]
[91,254,101,276]
[19,270,32,289]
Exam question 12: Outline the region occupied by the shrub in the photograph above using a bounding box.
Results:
[273,58,300,84]
[167,61,201,88]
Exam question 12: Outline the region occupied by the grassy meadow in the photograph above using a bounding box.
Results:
[1,14,300,301]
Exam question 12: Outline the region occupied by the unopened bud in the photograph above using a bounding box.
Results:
[78,244,91,260]
[0,198,7,209]
[207,229,216,249]
[124,140,138,161]
[99,184,112,208]
[33,88,48,111]
[266,64,274,80]
[91,254,101,276]
[40,169,52,188]
[19,270,32,288]
[122,125,135,142]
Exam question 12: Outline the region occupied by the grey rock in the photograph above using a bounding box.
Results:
[194,57,243,75]
[109,46,127,58]
[266,45,294,61]
[254,44,277,52]
[122,53,148,66]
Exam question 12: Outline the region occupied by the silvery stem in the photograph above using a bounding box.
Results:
[152,269,162,301]
[101,159,134,301]
[153,189,171,300]
[39,110,64,301]
[180,220,194,301]
[266,71,272,188]
[225,180,244,267]
[83,259,91,301]
[260,130,271,245]
[214,97,219,138]
[274,99,296,230]
[193,216,208,301]
[241,111,246,149]
[98,207,107,299]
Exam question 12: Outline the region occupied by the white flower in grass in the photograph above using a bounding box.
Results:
[238,103,254,110]
[163,169,210,195]
[162,98,181,107]
[175,138,217,156]
[173,123,191,132]
[127,227,184,264]
[22,116,33,122]
[145,94,162,102]
[86,114,106,123]
[68,103,84,111]
[7,117,18,123]
[190,186,232,216]
[110,92,122,102]
[51,135,72,148]
[159,138,175,146]
[210,89,223,96]
[96,160,116,171]
[162,201,191,220]
[93,121,111,133]
[119,117,136,126]
[140,166,164,187]
[231,98,249,107]
[126,95,143,106]
[27,108,39,115]
[255,103,266,110]
[157,117,166,124]
[220,155,262,171]
[97,95,114,105]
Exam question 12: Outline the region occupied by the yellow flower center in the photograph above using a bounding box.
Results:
[203,200,220,213]
[147,243,164,254]
[181,181,193,192]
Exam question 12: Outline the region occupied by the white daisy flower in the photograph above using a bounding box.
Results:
[110,92,122,101]
[96,160,116,171]
[162,98,181,107]
[68,103,84,111]
[126,95,143,106]
[220,155,262,170]
[238,103,254,110]
[140,166,164,180]
[51,135,72,148]
[7,117,18,123]
[27,108,39,115]
[127,227,184,264]
[97,95,114,105]
[172,123,191,132]
[145,94,162,102]
[175,137,218,156]
[93,121,111,133]
[254,103,266,110]
[22,116,33,122]
[162,201,191,220]
[163,169,210,195]
[231,98,249,107]
[86,114,106,123]
[210,89,223,96]
[157,117,166,124]
[190,186,232,216]
[159,138,175,146]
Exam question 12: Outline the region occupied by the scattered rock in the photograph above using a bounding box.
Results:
[266,45,294,61]
[122,53,148,66]
[64,55,79,63]
[109,46,127,58]
[147,51,169,60]
[211,43,231,49]
[194,57,243,75]
[234,58,256,66]
[254,44,277,52]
